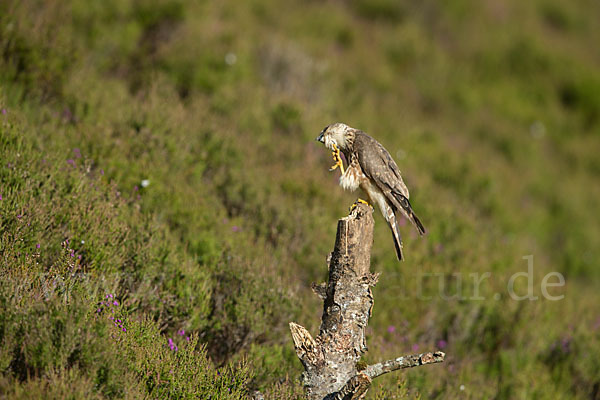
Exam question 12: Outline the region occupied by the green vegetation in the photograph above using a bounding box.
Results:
[1,0,599,398]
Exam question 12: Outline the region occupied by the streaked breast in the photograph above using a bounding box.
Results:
[339,164,363,191]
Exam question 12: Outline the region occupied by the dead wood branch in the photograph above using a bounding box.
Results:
[364,351,446,380]
[289,203,445,399]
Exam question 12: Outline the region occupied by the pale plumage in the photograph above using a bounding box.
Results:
[316,122,425,261]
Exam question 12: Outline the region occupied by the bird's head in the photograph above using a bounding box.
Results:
[315,122,354,151]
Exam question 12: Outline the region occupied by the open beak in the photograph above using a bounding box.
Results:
[316,132,324,143]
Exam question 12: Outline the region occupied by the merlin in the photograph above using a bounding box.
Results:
[316,122,425,261]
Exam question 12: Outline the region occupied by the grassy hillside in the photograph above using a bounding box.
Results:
[1,0,599,398]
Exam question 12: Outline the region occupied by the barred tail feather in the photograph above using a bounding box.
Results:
[388,215,404,261]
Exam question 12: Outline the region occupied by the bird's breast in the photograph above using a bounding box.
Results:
[339,164,365,191]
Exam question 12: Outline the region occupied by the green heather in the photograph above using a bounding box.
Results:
[1,0,599,398]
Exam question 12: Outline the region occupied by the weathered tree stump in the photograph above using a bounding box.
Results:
[289,203,445,399]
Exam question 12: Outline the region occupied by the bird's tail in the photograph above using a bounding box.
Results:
[388,214,404,261]
[393,192,426,236]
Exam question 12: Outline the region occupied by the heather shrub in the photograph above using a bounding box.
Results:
[1,0,599,398]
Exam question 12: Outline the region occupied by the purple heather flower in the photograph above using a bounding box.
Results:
[133,186,139,191]
[109,316,114,320]
[96,308,102,313]
[36,243,41,249]
[387,325,396,333]
[232,225,241,232]
[113,301,119,306]
[100,169,104,175]
[67,159,76,166]
[70,251,75,257]
[561,337,571,352]
[17,214,22,219]
[73,148,82,159]
[437,339,447,349]
[0,194,2,200]
[186,336,190,342]
[411,344,420,352]
[122,327,127,332]
[116,319,122,323]
[178,329,185,336]
[78,255,82,260]
[1,108,6,115]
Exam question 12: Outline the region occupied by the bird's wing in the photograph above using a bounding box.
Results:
[355,131,426,235]
[354,131,410,200]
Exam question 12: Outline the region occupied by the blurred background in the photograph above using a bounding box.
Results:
[1,0,599,398]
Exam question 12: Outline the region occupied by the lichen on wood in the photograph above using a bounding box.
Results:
[289,203,445,399]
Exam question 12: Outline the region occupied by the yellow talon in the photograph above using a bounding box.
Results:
[329,143,345,174]
[349,198,372,212]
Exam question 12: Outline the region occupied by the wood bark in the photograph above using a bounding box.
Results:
[289,203,445,399]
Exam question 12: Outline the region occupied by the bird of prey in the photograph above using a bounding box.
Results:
[316,122,425,261]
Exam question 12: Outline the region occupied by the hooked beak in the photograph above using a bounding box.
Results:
[316,132,324,143]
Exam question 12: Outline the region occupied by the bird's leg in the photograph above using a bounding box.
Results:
[349,198,372,212]
[329,143,345,174]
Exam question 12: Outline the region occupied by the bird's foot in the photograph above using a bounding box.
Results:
[328,143,345,174]
[349,198,372,212]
